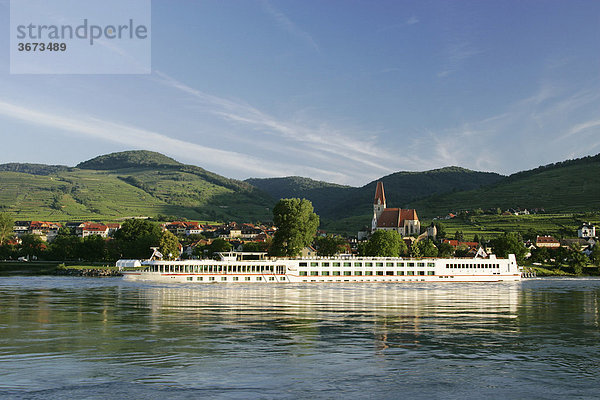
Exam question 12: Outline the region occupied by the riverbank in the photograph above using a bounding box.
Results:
[0,261,121,277]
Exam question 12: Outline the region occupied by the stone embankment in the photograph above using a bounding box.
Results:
[55,268,122,277]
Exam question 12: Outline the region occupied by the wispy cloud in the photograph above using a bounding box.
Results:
[406,15,419,25]
[153,71,395,173]
[260,0,319,51]
[0,99,348,180]
[437,40,480,78]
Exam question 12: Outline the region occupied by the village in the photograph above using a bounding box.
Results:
[1,182,598,274]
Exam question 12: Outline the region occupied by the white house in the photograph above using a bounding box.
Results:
[578,223,596,239]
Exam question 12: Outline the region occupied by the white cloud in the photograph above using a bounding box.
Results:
[153,72,397,173]
[0,99,348,181]
[260,0,319,51]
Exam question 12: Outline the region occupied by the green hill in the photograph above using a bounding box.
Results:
[248,167,504,220]
[408,154,600,216]
[0,151,273,222]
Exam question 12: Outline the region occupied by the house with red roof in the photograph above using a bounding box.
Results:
[371,181,420,237]
[77,222,110,238]
[535,235,560,248]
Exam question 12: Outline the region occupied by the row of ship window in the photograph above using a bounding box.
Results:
[299,270,435,276]
[299,262,436,268]
[186,276,285,282]
[445,263,500,269]
[147,265,282,273]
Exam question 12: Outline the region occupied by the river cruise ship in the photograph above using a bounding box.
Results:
[117,252,521,283]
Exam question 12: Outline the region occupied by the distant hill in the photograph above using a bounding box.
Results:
[0,150,273,222]
[1,150,598,230]
[248,167,504,220]
[408,154,600,216]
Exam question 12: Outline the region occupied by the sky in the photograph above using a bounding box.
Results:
[1,0,599,186]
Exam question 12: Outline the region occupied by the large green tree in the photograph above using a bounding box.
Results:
[269,198,319,257]
[411,239,438,258]
[0,212,14,246]
[159,230,181,260]
[490,232,527,262]
[49,235,81,261]
[364,230,407,257]
[316,235,348,256]
[113,219,162,259]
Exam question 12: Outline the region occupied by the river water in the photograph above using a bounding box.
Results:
[0,277,599,399]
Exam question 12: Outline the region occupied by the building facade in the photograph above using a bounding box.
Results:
[371,181,420,237]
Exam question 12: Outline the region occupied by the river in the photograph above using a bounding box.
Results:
[1,277,599,399]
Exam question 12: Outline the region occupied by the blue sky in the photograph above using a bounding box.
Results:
[1,0,599,185]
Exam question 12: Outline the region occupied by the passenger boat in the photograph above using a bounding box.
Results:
[116,252,521,283]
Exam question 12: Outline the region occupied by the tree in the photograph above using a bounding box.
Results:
[19,234,45,260]
[569,251,588,275]
[411,239,438,257]
[242,241,269,252]
[437,242,455,258]
[78,235,107,262]
[269,198,319,257]
[49,235,81,261]
[453,230,464,242]
[159,230,180,260]
[316,235,348,256]
[590,244,600,267]
[113,219,162,259]
[490,232,527,263]
[364,230,407,257]
[196,238,233,258]
[0,212,14,246]
[434,222,446,238]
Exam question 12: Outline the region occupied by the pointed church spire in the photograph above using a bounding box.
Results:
[374,181,386,206]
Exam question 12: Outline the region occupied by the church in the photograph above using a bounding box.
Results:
[371,181,420,237]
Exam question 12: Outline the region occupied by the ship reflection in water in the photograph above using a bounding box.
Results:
[0,278,599,399]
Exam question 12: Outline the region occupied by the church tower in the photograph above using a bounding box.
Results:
[372,181,386,231]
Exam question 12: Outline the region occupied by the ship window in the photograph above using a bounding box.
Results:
[365,271,373,276]
[344,262,351,267]
[269,277,275,281]
[300,271,307,276]
[386,271,394,276]
[333,271,340,276]
[386,262,394,267]
[354,271,362,276]
[322,262,330,267]
[365,262,372,267]
[397,271,404,275]
[417,262,425,267]
[233,277,239,281]
[344,271,352,276]
[427,271,435,275]
[407,271,414,276]
[221,277,227,281]
[354,262,362,267]
[197,277,202,281]
[407,262,415,267]
[333,262,340,267]
[376,262,383,267]
[299,262,307,267]
[418,271,425,276]
[322,271,330,276]
[311,262,318,267]
[256,277,262,281]
[310,271,319,276]
[187,277,193,281]
[376,271,383,276]
[209,277,215,281]
[245,277,251,281]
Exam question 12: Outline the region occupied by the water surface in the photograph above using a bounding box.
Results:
[0,277,599,399]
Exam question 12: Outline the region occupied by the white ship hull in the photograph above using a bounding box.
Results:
[118,254,521,283]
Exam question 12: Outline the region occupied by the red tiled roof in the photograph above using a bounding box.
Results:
[374,181,386,205]
[536,236,559,244]
[376,208,419,227]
